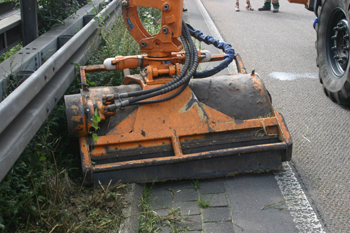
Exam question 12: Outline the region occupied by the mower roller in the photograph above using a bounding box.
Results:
[64,0,292,186]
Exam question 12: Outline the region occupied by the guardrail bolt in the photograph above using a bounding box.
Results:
[121,0,128,7]
[140,41,147,47]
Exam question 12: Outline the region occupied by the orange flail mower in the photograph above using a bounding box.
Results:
[64,0,292,185]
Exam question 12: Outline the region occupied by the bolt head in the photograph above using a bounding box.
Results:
[163,4,170,11]
[162,27,169,34]
[121,0,128,7]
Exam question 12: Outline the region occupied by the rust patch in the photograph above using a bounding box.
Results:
[71,116,82,123]
[70,105,80,115]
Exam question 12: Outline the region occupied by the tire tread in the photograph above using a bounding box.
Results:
[316,0,350,105]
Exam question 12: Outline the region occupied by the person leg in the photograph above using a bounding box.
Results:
[235,0,240,11]
[246,0,254,11]
[258,0,271,11]
[272,0,279,13]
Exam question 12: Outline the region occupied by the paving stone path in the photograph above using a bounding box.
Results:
[150,179,237,233]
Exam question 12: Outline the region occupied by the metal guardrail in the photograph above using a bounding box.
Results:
[0,0,122,182]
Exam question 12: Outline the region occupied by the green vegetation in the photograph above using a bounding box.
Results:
[85,15,140,87]
[139,184,189,233]
[37,0,85,35]
[137,7,162,35]
[191,179,201,190]
[91,108,101,140]
[0,6,162,233]
[197,194,213,208]
[0,0,18,3]
[85,6,162,87]
[138,184,159,232]
[0,0,86,35]
[0,43,22,63]
[0,0,19,7]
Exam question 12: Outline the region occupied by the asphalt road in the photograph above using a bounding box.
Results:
[185,0,350,232]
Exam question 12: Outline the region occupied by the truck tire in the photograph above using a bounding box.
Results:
[317,0,350,105]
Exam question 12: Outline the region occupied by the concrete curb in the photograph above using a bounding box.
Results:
[119,183,144,233]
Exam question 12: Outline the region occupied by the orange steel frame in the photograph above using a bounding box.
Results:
[76,55,291,182]
[122,0,183,57]
[121,0,185,83]
[288,0,309,4]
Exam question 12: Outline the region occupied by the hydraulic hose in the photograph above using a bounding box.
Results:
[119,34,191,98]
[132,21,198,105]
[129,21,199,105]
[186,24,235,78]
[107,22,236,110]
[107,20,199,111]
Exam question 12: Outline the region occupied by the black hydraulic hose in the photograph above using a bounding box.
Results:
[130,21,199,105]
[132,79,190,105]
[107,21,199,111]
[117,26,192,99]
[132,23,197,105]
[127,22,198,104]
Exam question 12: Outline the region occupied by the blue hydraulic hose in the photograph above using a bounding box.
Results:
[186,24,235,78]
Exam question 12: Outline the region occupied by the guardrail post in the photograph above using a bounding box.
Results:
[20,0,38,46]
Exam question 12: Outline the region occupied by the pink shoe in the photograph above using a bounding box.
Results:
[246,1,254,11]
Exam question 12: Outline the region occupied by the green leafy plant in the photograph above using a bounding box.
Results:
[37,0,84,35]
[91,108,101,140]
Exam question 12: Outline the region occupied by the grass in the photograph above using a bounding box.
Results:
[191,180,201,190]
[197,194,213,208]
[139,184,190,233]
[0,100,129,232]
[139,184,160,232]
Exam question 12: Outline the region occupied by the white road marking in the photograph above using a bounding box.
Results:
[274,162,325,232]
[193,0,325,232]
[269,72,318,81]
